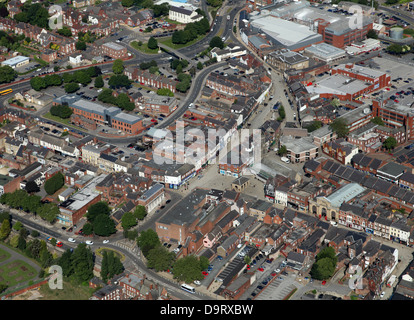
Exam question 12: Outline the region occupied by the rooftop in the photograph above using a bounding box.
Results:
[324,183,366,208]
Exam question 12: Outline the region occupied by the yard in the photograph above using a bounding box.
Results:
[38,280,97,300]
[0,259,37,288]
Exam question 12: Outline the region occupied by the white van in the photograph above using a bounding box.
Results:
[281,157,290,164]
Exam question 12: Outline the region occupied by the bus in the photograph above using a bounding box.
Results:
[0,88,12,95]
[181,284,195,294]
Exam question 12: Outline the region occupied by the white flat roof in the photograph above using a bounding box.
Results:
[250,16,319,46]
[2,55,29,66]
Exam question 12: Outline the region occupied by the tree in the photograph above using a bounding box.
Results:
[148,37,158,50]
[305,121,322,133]
[30,77,47,91]
[94,75,104,88]
[36,203,59,223]
[70,243,94,283]
[134,205,147,220]
[44,172,64,195]
[108,75,131,89]
[121,211,138,230]
[277,145,287,156]
[0,65,16,84]
[50,104,72,119]
[137,229,161,257]
[206,0,222,7]
[329,118,349,138]
[74,70,92,86]
[87,201,110,223]
[82,222,94,236]
[383,137,397,151]
[57,249,73,277]
[0,219,11,241]
[371,116,384,126]
[75,41,87,51]
[64,82,80,93]
[57,27,72,37]
[93,214,116,237]
[172,255,204,283]
[209,36,224,49]
[197,61,203,70]
[310,247,337,280]
[157,88,174,97]
[101,250,124,283]
[146,246,175,272]
[367,29,378,39]
[121,0,134,6]
[25,180,40,194]
[112,59,124,75]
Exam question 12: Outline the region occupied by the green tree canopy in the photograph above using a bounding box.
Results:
[329,118,349,138]
[146,245,175,272]
[92,214,116,237]
[64,82,80,93]
[94,75,104,88]
[310,246,337,281]
[383,136,397,151]
[172,255,205,283]
[44,172,64,195]
[148,36,158,50]
[112,59,124,75]
[137,229,161,257]
[209,36,224,49]
[86,201,110,223]
[121,211,138,230]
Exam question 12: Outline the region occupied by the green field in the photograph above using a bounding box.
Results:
[0,247,11,263]
[38,280,96,300]
[160,34,206,50]
[130,41,160,54]
[0,259,37,287]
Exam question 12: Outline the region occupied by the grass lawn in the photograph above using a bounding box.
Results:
[43,112,87,132]
[130,41,160,54]
[38,280,96,300]
[0,260,37,287]
[160,34,207,50]
[0,247,11,263]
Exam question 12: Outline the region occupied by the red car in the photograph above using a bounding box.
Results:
[56,241,63,247]
[258,267,264,272]
[202,271,208,276]
[151,119,157,123]
[246,265,250,270]
[322,280,327,285]
[271,272,277,277]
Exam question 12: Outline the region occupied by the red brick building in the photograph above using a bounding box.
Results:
[100,42,128,59]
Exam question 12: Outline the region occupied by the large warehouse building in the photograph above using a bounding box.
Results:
[249,15,323,52]
[249,0,373,49]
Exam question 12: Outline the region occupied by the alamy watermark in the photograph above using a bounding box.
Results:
[49,5,63,30]
[48,265,63,290]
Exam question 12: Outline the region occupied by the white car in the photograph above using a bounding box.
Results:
[194,280,201,286]
[85,240,94,245]
[68,238,76,243]
[103,240,109,244]
[380,292,385,298]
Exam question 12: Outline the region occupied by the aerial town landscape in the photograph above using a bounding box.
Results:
[1,0,414,306]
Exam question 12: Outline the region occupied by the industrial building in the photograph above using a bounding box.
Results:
[1,55,29,68]
[249,15,323,52]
